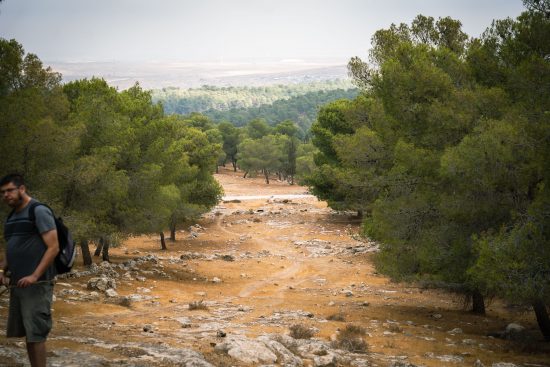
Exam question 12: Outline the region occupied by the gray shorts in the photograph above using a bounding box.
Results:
[7,282,54,342]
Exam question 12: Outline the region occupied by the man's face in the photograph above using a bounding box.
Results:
[1,183,24,208]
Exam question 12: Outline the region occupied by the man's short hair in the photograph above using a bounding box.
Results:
[0,173,25,187]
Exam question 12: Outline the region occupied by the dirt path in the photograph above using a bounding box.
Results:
[0,166,549,367]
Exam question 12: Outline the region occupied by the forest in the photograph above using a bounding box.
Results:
[0,38,319,256]
[202,88,358,133]
[0,43,224,256]
[306,2,550,339]
[153,82,358,133]
[152,81,355,115]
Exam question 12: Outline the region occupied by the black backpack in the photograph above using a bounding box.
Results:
[28,202,77,275]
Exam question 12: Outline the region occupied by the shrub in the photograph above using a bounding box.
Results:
[289,324,315,339]
[188,300,208,310]
[333,324,368,353]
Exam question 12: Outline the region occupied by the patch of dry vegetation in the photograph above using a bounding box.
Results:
[333,324,368,353]
[188,300,208,311]
[289,324,316,339]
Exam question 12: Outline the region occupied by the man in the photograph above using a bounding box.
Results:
[0,174,59,367]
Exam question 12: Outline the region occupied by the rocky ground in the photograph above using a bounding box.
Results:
[0,167,549,367]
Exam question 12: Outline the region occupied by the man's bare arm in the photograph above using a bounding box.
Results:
[0,250,7,285]
[17,229,59,287]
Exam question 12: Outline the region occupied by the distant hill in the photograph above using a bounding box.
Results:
[152,80,358,131]
[50,60,350,90]
[152,80,355,113]
[203,88,359,132]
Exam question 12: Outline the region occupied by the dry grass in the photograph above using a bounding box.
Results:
[289,324,316,339]
[327,313,346,322]
[188,300,208,311]
[333,324,368,353]
[387,323,403,333]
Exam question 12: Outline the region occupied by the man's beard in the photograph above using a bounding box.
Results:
[6,193,23,209]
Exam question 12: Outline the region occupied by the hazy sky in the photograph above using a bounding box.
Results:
[0,0,525,63]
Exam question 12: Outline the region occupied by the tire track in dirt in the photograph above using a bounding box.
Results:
[214,212,314,300]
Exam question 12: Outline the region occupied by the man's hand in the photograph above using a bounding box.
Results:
[0,272,8,286]
[17,274,39,288]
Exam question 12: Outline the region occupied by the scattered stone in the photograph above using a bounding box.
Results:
[350,359,370,367]
[341,289,354,297]
[217,330,227,338]
[313,351,339,367]
[175,317,192,328]
[115,296,132,307]
[294,339,332,360]
[104,289,118,298]
[503,323,527,341]
[215,336,277,364]
[474,360,485,367]
[424,352,464,363]
[212,277,222,283]
[87,277,116,292]
[142,324,154,333]
[257,336,303,367]
[448,328,463,334]
[389,362,418,367]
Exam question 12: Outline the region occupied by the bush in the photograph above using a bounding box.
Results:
[289,324,315,339]
[188,300,208,310]
[333,324,368,353]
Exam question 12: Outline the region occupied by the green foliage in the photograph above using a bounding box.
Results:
[152,80,355,115]
[204,88,358,133]
[0,39,222,248]
[237,135,282,183]
[217,121,241,170]
[245,118,272,139]
[469,188,550,302]
[309,6,550,335]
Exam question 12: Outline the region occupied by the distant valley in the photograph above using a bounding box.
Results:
[48,60,351,90]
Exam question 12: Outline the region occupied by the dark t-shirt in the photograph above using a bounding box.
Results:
[4,199,57,282]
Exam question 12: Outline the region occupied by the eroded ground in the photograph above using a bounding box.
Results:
[0,167,549,367]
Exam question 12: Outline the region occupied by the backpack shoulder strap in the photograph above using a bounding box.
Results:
[28,202,52,222]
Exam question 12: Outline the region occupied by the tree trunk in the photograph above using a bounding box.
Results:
[471,290,486,314]
[232,160,237,172]
[243,171,248,178]
[80,239,92,266]
[160,232,167,250]
[169,215,177,242]
[264,170,270,184]
[101,237,110,262]
[94,238,103,257]
[532,299,550,341]
[290,175,294,185]
[170,224,176,242]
